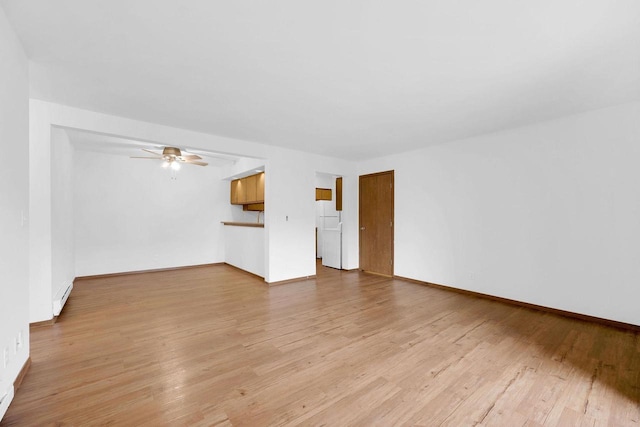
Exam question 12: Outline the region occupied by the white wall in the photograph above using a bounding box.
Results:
[0,6,30,417]
[360,101,640,326]
[29,100,54,321]
[51,127,75,301]
[74,149,228,276]
[265,152,317,281]
[224,226,265,277]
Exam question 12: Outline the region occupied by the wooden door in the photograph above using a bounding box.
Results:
[359,171,394,276]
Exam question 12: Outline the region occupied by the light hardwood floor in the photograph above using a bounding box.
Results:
[2,264,639,426]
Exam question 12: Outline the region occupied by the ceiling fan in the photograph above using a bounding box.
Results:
[130,147,208,170]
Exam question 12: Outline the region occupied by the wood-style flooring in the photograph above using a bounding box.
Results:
[2,263,639,426]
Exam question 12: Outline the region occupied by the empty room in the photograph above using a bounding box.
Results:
[1,1,639,425]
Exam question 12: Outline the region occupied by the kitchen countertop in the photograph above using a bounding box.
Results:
[221,221,264,228]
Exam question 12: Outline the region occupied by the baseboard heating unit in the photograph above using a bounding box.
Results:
[0,381,14,420]
[52,282,73,317]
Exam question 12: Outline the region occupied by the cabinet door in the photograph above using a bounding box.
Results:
[256,172,265,202]
[245,174,258,204]
[230,179,241,204]
[316,188,332,201]
[237,179,247,204]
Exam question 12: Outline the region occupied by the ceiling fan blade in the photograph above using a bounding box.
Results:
[185,160,208,166]
[182,154,202,160]
[142,148,162,156]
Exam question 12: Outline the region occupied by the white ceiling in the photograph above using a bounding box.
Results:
[3,0,640,160]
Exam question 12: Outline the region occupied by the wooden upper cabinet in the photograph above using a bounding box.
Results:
[336,177,343,211]
[230,172,265,206]
[230,179,241,204]
[245,174,258,203]
[316,188,332,201]
[256,172,265,202]
[238,179,247,204]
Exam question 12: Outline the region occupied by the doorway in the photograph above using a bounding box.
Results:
[315,172,342,270]
[359,170,394,276]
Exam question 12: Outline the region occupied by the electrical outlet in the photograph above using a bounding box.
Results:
[17,331,23,350]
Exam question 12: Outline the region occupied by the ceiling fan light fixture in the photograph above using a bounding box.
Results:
[163,147,182,157]
[131,146,208,169]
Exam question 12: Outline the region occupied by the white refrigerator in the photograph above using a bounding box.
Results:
[322,217,342,269]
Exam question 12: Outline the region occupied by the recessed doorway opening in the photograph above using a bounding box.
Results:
[315,172,343,271]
